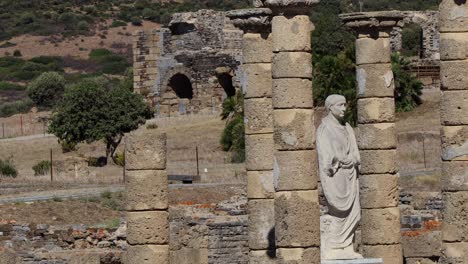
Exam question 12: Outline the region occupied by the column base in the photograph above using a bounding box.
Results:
[322,258,383,264]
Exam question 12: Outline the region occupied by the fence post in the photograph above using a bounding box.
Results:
[50,149,53,182]
[2,123,4,138]
[196,146,199,177]
[20,115,23,136]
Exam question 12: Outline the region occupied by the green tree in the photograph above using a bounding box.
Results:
[391,53,423,112]
[220,91,245,163]
[49,77,153,163]
[27,71,66,108]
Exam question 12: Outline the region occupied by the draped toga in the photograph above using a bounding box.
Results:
[316,115,361,249]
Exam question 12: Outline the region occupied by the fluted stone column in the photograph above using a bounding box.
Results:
[227,8,276,264]
[438,1,468,263]
[124,132,169,264]
[340,12,405,264]
[257,1,321,262]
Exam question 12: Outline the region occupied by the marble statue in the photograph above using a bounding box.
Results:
[316,94,363,260]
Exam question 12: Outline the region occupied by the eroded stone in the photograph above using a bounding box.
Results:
[242,63,273,99]
[127,211,169,245]
[272,52,312,79]
[441,60,468,90]
[441,90,468,125]
[361,244,403,264]
[248,170,275,199]
[356,63,394,98]
[125,170,168,211]
[357,98,395,124]
[245,98,274,135]
[441,126,468,161]
[361,207,401,245]
[272,15,312,52]
[356,38,391,65]
[439,0,468,33]
[440,33,468,60]
[276,247,320,264]
[442,191,468,242]
[360,150,396,174]
[357,123,396,150]
[360,174,398,209]
[249,199,275,250]
[272,79,313,109]
[124,245,169,264]
[273,109,315,151]
[243,33,273,64]
[441,161,468,191]
[246,134,274,171]
[125,132,166,170]
[274,150,318,191]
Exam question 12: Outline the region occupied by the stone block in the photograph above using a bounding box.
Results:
[441,161,468,191]
[406,258,438,264]
[361,207,400,245]
[70,254,100,264]
[440,242,468,264]
[125,132,166,170]
[275,190,320,247]
[245,134,274,171]
[360,174,398,209]
[0,251,19,264]
[357,123,396,150]
[357,98,395,124]
[361,244,403,264]
[272,52,312,79]
[360,150,396,174]
[125,170,168,211]
[243,33,272,63]
[439,0,468,32]
[245,98,274,135]
[170,248,207,264]
[402,231,441,258]
[356,63,394,98]
[276,247,320,264]
[441,126,468,161]
[274,150,318,191]
[440,33,468,60]
[441,60,468,90]
[248,170,275,199]
[272,15,312,52]
[356,37,391,65]
[272,79,313,109]
[441,90,468,125]
[249,199,275,250]
[273,109,315,151]
[249,250,277,264]
[442,191,468,242]
[242,63,273,99]
[127,211,168,245]
[124,245,169,264]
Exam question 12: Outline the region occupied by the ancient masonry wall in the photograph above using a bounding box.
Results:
[133,30,161,95]
[438,0,468,263]
[124,132,169,264]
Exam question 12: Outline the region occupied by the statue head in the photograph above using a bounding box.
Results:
[325,94,346,121]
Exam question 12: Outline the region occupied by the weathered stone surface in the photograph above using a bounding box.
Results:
[248,170,275,199]
[246,134,274,171]
[272,15,312,52]
[125,132,166,170]
[360,150,396,174]
[243,33,272,64]
[357,123,396,150]
[249,250,277,264]
[170,248,208,264]
[356,63,394,98]
[360,174,398,209]
[124,245,169,264]
[361,207,400,245]
[272,78,313,109]
[441,60,468,90]
[406,258,438,264]
[441,91,468,125]
[249,199,275,250]
[275,190,320,247]
[361,244,403,264]
[276,247,320,264]
[69,254,100,264]
[440,33,468,60]
[439,0,468,33]
[242,63,273,99]
[402,231,441,258]
[356,37,391,65]
[441,126,468,161]
[357,98,395,124]
[442,191,468,242]
[273,109,315,150]
[0,251,19,264]
[127,211,169,245]
[274,150,318,191]
[125,170,168,211]
[441,161,468,191]
[272,52,312,79]
[245,98,274,135]
[440,242,468,264]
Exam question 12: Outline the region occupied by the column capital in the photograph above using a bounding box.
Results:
[340,11,408,36]
[226,8,273,33]
[255,0,319,16]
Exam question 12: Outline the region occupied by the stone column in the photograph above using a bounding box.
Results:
[438,1,468,263]
[340,12,405,264]
[259,1,321,262]
[123,132,169,264]
[227,8,276,264]
[133,30,160,95]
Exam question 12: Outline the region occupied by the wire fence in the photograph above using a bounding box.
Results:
[0,113,49,139]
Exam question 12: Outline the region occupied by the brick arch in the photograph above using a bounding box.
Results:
[161,67,196,97]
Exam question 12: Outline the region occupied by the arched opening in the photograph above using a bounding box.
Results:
[168,73,193,99]
[217,73,236,97]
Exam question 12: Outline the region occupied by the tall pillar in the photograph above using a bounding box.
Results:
[124,132,169,264]
[259,1,321,262]
[227,8,276,264]
[133,30,160,95]
[340,12,405,264]
[438,1,468,263]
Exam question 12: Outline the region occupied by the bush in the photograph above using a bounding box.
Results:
[32,160,51,176]
[110,20,127,28]
[87,157,107,167]
[0,158,17,178]
[0,81,25,91]
[77,20,89,31]
[60,140,77,153]
[0,99,33,117]
[131,16,142,26]
[392,53,423,112]
[13,50,22,57]
[114,152,125,167]
[89,48,113,58]
[220,91,245,163]
[27,72,66,108]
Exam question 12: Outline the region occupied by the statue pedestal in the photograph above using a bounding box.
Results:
[322,259,383,264]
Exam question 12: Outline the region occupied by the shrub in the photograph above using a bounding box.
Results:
[89,48,113,58]
[100,190,112,199]
[220,91,245,163]
[392,53,423,112]
[13,50,22,57]
[146,123,158,129]
[0,81,25,91]
[110,20,127,28]
[32,160,51,176]
[0,158,17,178]
[77,20,89,31]
[0,99,33,118]
[131,16,142,26]
[60,140,77,153]
[27,72,66,108]
[87,157,107,167]
[114,152,125,167]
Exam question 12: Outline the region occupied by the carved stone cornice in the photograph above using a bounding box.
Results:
[226,8,273,33]
[254,0,319,15]
[340,11,408,34]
